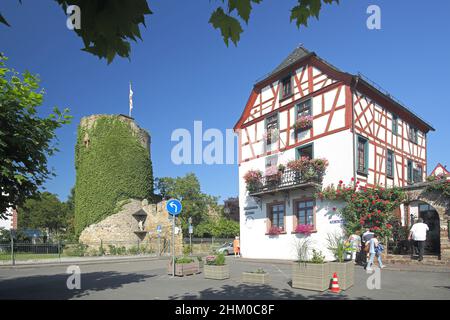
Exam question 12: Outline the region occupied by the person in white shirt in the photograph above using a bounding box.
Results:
[408,218,429,261]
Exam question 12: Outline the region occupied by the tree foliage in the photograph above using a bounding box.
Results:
[0,54,71,218]
[18,192,70,235]
[155,173,217,233]
[75,116,153,235]
[1,0,339,63]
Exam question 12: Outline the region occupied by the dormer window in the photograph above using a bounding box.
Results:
[281,76,292,99]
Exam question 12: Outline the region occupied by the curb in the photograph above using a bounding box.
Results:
[0,255,171,269]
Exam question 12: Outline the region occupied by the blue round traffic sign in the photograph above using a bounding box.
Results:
[166,199,182,216]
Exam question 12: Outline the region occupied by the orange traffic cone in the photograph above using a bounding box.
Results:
[330,272,341,293]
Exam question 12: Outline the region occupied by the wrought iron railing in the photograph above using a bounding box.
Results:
[248,168,321,195]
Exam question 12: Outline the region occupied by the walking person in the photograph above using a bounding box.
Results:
[233,236,240,258]
[361,228,374,266]
[366,233,385,271]
[409,218,429,262]
[347,231,362,264]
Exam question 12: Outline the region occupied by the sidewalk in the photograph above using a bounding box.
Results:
[235,257,450,273]
[0,254,170,268]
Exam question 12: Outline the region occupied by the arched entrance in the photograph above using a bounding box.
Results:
[417,202,440,255]
[404,182,450,263]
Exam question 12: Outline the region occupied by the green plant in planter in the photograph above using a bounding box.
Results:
[295,237,312,264]
[326,232,348,262]
[175,256,195,264]
[253,268,266,274]
[310,249,326,264]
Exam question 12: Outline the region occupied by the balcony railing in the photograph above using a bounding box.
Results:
[248,168,321,196]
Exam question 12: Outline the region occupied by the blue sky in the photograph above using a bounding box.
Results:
[1,0,449,202]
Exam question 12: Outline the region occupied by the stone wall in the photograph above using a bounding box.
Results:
[79,199,183,255]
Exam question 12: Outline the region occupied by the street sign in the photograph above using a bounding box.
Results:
[166,199,182,216]
[189,225,193,234]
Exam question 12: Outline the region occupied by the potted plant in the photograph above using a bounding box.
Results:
[244,169,263,193]
[326,232,354,290]
[167,256,201,277]
[293,115,313,131]
[292,239,330,292]
[204,253,229,280]
[278,164,286,173]
[242,268,270,285]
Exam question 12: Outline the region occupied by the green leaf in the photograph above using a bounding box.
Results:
[209,7,243,47]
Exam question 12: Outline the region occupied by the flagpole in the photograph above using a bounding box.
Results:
[129,81,133,118]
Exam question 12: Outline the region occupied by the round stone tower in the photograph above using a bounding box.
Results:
[74,114,154,236]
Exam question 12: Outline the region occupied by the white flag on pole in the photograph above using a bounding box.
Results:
[129,82,134,117]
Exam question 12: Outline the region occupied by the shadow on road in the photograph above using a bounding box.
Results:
[0,271,156,299]
[168,283,373,300]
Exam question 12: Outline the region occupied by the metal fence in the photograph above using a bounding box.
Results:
[0,237,233,265]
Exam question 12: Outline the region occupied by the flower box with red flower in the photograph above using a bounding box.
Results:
[265,166,282,186]
[267,226,284,236]
[244,169,263,192]
[294,224,315,235]
[293,115,313,131]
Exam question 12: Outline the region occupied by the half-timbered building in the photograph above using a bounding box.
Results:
[234,47,434,260]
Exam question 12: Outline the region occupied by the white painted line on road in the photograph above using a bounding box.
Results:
[272,264,289,280]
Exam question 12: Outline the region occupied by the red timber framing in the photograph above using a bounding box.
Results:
[235,52,434,189]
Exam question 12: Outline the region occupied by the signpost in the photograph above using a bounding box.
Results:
[166,199,182,277]
[156,225,162,256]
[188,217,193,255]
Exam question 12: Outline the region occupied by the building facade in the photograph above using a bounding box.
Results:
[234,47,434,260]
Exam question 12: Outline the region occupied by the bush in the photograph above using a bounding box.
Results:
[183,245,192,256]
[63,243,87,257]
[108,245,127,255]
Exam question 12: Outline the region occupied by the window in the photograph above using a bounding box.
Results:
[414,164,423,183]
[357,136,369,174]
[409,127,418,144]
[295,200,315,226]
[407,160,413,184]
[392,115,398,135]
[296,99,312,118]
[268,203,285,231]
[296,144,314,160]
[265,114,278,145]
[281,76,292,99]
[386,150,394,178]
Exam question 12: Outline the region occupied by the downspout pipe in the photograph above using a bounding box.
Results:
[351,76,360,183]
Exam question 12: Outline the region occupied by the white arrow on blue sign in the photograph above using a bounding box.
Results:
[166,199,182,216]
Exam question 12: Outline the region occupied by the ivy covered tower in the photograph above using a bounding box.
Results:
[74,114,154,236]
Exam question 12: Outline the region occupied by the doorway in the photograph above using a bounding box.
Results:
[418,203,440,255]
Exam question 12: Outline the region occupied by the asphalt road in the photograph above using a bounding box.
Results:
[0,257,449,300]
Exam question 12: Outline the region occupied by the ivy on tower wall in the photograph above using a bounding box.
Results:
[74,115,153,236]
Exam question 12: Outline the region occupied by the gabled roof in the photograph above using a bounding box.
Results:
[240,46,435,133]
[430,163,450,176]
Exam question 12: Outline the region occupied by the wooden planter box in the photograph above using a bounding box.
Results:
[242,272,270,285]
[167,261,200,277]
[292,262,330,292]
[204,264,229,280]
[328,261,354,290]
